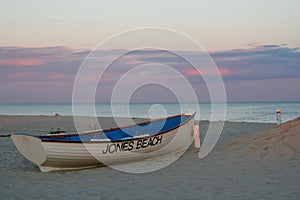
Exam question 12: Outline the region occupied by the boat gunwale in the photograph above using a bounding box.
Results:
[40,113,195,143]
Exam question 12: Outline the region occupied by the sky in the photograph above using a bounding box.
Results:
[0,0,299,103]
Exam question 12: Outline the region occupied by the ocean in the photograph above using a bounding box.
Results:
[0,102,299,123]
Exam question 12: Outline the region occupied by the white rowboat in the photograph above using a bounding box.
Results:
[11,113,195,172]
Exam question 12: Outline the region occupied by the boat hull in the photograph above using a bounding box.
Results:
[11,114,195,172]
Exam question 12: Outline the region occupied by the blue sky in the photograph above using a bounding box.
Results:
[0,0,299,103]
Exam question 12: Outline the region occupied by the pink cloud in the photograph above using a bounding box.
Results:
[0,58,44,66]
[184,69,201,76]
[126,60,144,65]
[47,74,67,80]
[219,68,234,76]
[183,68,238,77]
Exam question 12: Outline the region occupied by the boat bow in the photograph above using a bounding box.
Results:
[11,135,46,166]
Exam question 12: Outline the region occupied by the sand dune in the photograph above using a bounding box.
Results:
[229,117,300,160]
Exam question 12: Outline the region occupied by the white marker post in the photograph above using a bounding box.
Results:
[193,125,200,149]
[276,109,281,125]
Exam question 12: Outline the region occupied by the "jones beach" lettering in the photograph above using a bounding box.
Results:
[102,135,163,154]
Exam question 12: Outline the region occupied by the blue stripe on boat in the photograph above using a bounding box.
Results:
[39,115,190,142]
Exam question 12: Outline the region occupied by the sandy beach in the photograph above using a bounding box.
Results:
[0,115,299,199]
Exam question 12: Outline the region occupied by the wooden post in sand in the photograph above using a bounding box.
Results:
[276,109,281,125]
[193,125,200,149]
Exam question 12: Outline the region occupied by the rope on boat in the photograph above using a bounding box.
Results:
[48,128,66,134]
[0,127,66,138]
[0,134,11,137]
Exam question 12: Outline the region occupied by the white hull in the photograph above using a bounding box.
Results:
[11,114,194,172]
